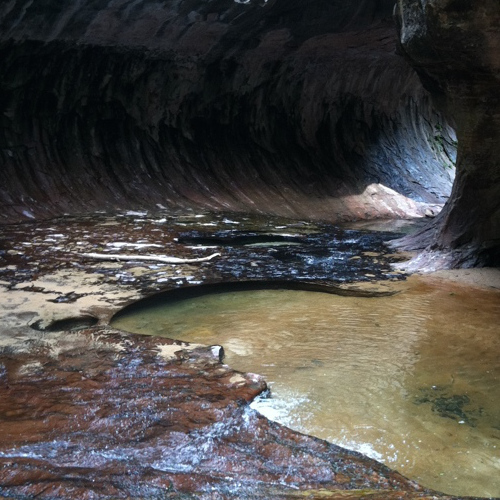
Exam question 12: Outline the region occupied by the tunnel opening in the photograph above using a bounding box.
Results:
[1,0,499,497]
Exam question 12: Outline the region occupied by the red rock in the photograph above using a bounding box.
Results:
[0,326,454,498]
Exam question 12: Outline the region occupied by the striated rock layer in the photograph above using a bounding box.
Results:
[0,0,454,223]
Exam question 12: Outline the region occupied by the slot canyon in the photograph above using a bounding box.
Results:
[0,0,499,498]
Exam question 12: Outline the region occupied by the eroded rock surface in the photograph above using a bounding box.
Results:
[8,324,471,499]
[0,0,454,223]
[0,0,492,496]
[0,325,443,499]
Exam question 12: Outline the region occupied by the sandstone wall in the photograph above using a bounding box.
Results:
[394,0,500,267]
[0,0,455,222]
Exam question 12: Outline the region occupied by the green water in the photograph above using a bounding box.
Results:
[112,277,500,497]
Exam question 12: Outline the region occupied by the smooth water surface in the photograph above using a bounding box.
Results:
[112,277,500,497]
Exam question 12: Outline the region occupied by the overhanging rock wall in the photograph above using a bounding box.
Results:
[0,0,456,223]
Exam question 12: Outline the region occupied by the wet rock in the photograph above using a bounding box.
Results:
[414,386,483,427]
[29,315,99,332]
[0,325,450,499]
[0,211,462,498]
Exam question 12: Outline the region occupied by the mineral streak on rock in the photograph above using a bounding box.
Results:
[0,0,454,223]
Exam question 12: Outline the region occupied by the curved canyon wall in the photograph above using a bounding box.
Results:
[0,0,455,223]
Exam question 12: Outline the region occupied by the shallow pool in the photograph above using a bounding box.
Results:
[112,276,500,497]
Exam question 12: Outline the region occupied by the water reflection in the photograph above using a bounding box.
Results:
[112,277,500,497]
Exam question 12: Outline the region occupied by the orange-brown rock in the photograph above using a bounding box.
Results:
[0,212,463,498]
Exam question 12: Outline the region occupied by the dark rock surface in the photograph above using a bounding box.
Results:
[393,0,500,268]
[0,0,454,223]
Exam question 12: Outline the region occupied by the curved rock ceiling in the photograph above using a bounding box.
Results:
[0,0,455,223]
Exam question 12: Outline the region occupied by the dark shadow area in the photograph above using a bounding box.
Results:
[0,0,454,224]
[177,232,308,247]
[30,315,99,332]
[111,279,396,324]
